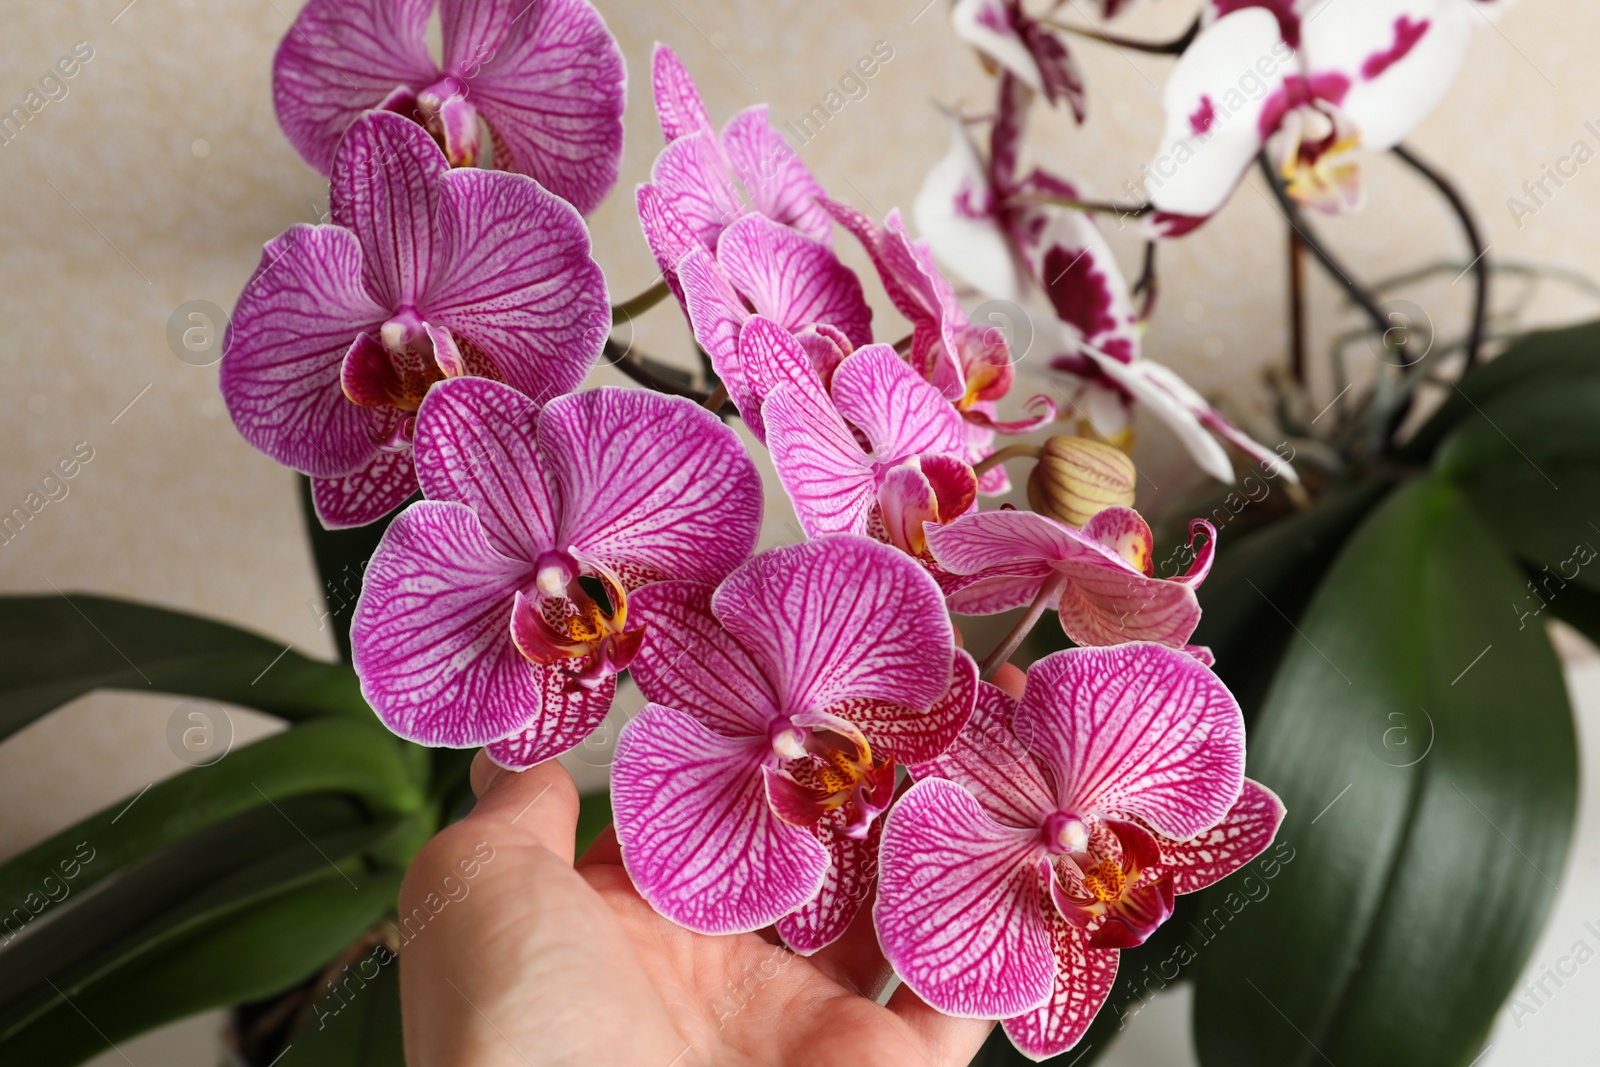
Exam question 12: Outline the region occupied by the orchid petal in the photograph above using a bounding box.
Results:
[760,366,878,537]
[635,182,700,303]
[330,112,447,309]
[830,346,968,462]
[912,679,1058,830]
[1083,351,1239,484]
[484,673,617,771]
[310,447,419,530]
[413,377,554,560]
[651,43,716,143]
[1001,905,1120,1060]
[221,225,387,478]
[722,106,833,245]
[1147,7,1285,218]
[716,214,872,347]
[1016,645,1246,840]
[875,778,1055,1018]
[776,807,882,955]
[628,581,781,738]
[451,0,626,216]
[679,250,756,428]
[712,537,955,718]
[651,131,742,249]
[1029,205,1141,365]
[271,0,439,176]
[1155,777,1285,894]
[541,388,762,586]
[953,0,1046,93]
[351,500,538,746]
[826,647,979,767]
[612,704,829,934]
[424,167,607,405]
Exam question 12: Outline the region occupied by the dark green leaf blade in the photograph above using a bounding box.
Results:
[1192,478,1577,1067]
[0,594,371,741]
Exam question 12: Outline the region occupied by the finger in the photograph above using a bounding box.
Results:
[463,757,581,865]
[886,982,996,1065]
[468,748,504,798]
[806,893,893,999]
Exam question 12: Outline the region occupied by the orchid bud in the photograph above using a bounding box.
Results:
[1027,436,1136,529]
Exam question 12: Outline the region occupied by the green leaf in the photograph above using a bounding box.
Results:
[1455,466,1600,598]
[1543,572,1600,649]
[1403,319,1600,461]
[279,933,405,1067]
[0,594,371,742]
[576,789,612,856]
[0,719,424,932]
[1191,479,1395,723]
[1434,369,1600,479]
[0,870,400,1067]
[1192,478,1577,1067]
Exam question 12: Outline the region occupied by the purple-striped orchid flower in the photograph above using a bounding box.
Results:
[1148,1,1495,224]
[824,200,1055,494]
[350,377,761,770]
[675,213,873,442]
[752,323,978,557]
[925,506,1217,651]
[612,535,977,952]
[221,111,608,529]
[876,646,1284,1059]
[273,0,625,215]
[638,45,836,300]
[917,87,1297,485]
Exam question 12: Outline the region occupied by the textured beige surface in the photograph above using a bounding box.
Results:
[0,1,1596,1064]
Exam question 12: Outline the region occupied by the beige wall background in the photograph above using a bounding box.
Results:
[2,1,1598,1064]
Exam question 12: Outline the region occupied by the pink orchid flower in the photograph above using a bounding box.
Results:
[350,377,761,770]
[925,506,1217,651]
[876,645,1284,1059]
[612,535,977,951]
[638,45,836,300]
[221,112,608,529]
[675,213,873,441]
[273,0,626,214]
[1148,0,1498,224]
[751,322,979,556]
[824,199,1056,493]
[917,87,1297,485]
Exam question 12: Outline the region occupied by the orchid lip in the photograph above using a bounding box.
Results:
[380,308,427,353]
[1043,811,1090,854]
[769,719,808,760]
[533,549,579,598]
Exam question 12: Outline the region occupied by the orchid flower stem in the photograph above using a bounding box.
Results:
[1133,240,1159,321]
[979,572,1069,682]
[1255,154,1394,350]
[603,339,736,415]
[610,279,672,325]
[973,443,1043,477]
[1011,191,1152,217]
[702,381,729,413]
[1042,16,1199,55]
[1288,227,1307,385]
[1391,143,1489,373]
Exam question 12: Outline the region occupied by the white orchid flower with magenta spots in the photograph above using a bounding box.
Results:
[1149,0,1498,225]
[612,535,977,952]
[350,377,761,771]
[273,0,626,214]
[222,111,609,528]
[876,645,1284,1060]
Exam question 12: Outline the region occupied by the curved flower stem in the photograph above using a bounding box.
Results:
[973,443,1042,478]
[702,381,729,413]
[603,339,737,416]
[1392,143,1490,372]
[1041,16,1199,55]
[610,279,672,325]
[1287,228,1307,384]
[979,572,1069,681]
[1133,239,1159,321]
[1009,191,1152,217]
[1255,154,1397,357]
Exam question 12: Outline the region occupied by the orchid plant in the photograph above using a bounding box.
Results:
[2,3,1589,1067]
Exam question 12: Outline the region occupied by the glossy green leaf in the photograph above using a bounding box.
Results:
[1434,369,1600,479]
[0,594,371,742]
[0,719,423,930]
[1403,319,1600,461]
[0,870,400,1067]
[1192,478,1577,1067]
[1456,466,1600,599]
[1192,479,1395,723]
